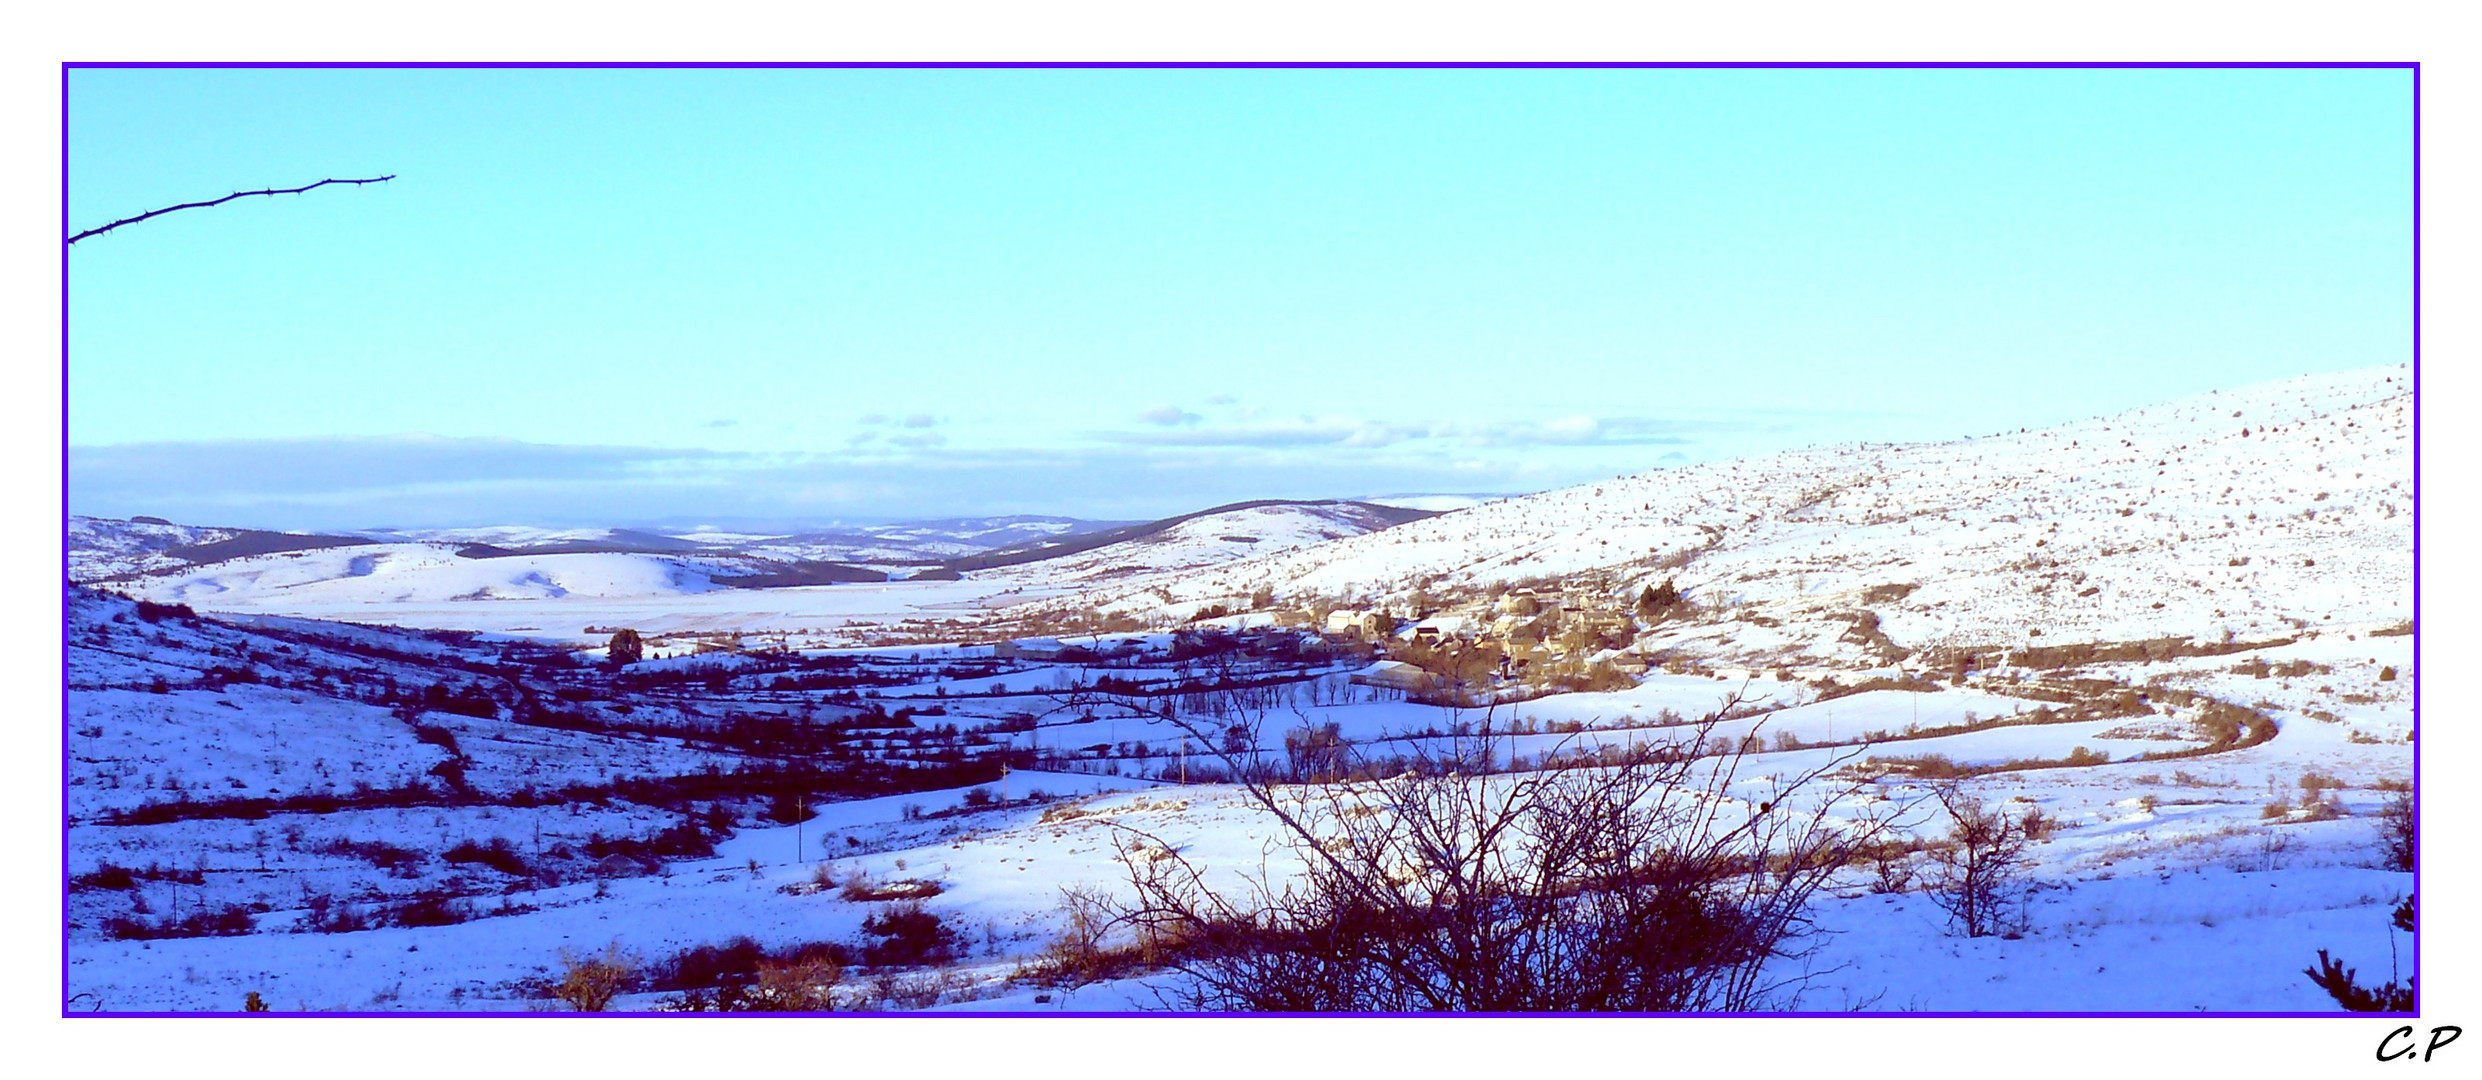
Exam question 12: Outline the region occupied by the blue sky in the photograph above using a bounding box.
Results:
[67,66,2412,530]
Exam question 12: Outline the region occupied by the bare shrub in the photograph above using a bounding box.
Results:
[553,941,637,1012]
[657,938,852,1011]
[1095,697,1890,1012]
[1019,885,1125,987]
[2296,792,2347,822]
[859,903,959,967]
[1924,786,2031,938]
[744,955,845,1011]
[2019,805,2061,842]
[1871,753,1969,780]
[1862,838,1921,894]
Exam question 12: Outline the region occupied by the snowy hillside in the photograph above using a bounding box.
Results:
[121,544,746,608]
[1046,366,2413,660]
[364,515,1122,565]
[69,515,1133,600]
[979,501,1420,586]
[61,368,2419,1015]
[82,501,1430,639]
[68,516,241,579]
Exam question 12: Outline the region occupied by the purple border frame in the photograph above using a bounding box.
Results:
[59,59,2421,1020]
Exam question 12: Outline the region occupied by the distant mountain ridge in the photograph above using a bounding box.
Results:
[69,499,1439,608]
[69,513,1128,586]
[945,500,1437,573]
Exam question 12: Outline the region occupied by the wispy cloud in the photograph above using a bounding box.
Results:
[1096,414,1725,450]
[1138,405,1202,427]
[1102,418,1422,448]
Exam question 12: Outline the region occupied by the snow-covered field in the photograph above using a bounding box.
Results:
[80,501,1417,647]
[126,572,1040,646]
[63,369,2417,1014]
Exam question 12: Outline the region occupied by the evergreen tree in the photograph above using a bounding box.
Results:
[2305,896,2416,1012]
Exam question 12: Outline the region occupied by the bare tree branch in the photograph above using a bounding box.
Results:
[67,175,395,245]
[1093,678,1916,1011]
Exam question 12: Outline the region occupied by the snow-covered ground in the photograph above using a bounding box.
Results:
[1042,367,2412,657]
[120,572,1040,647]
[62,368,2417,1014]
[90,500,1419,645]
[978,501,1411,586]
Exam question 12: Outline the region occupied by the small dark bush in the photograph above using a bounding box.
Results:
[439,685,501,719]
[75,864,138,891]
[656,936,853,994]
[411,723,462,756]
[106,903,256,940]
[2380,788,2415,872]
[860,903,958,968]
[661,937,769,992]
[387,894,471,928]
[1873,752,1970,779]
[135,600,196,623]
[767,790,814,825]
[314,838,426,874]
[443,837,529,876]
[2306,896,2416,1012]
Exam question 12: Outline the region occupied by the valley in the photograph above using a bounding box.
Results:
[62,367,2417,1014]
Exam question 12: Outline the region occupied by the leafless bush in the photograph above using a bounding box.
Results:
[1094,695,1890,1012]
[1923,786,2030,938]
[1019,886,1123,986]
[2018,805,2061,842]
[1862,838,1922,894]
[2296,792,2347,822]
[743,955,845,1011]
[553,941,637,1012]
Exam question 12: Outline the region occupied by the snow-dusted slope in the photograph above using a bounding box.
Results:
[982,501,1415,586]
[366,516,1118,565]
[68,516,243,579]
[119,544,741,608]
[63,586,745,821]
[1050,367,2413,655]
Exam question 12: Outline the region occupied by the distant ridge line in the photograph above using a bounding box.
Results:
[938,499,1439,573]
